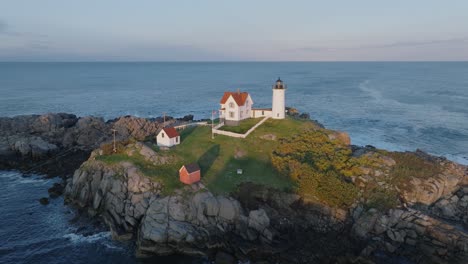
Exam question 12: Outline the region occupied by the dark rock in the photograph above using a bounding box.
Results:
[286,107,299,117]
[215,251,236,264]
[154,116,174,123]
[48,183,64,198]
[39,197,49,205]
[178,115,194,122]
[298,113,310,119]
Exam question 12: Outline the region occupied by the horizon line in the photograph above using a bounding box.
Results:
[1,60,467,63]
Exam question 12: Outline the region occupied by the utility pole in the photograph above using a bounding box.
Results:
[163,112,166,127]
[111,129,117,153]
[211,110,214,139]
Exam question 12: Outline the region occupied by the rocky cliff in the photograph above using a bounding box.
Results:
[0,113,171,176]
[65,142,468,263]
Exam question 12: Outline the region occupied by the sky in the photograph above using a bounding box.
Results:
[1,0,467,61]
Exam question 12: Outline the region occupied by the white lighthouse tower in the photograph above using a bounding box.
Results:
[272,77,286,119]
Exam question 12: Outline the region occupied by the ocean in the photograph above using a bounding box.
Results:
[0,62,467,263]
[0,171,206,264]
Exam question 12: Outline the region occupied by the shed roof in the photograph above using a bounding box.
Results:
[161,127,179,138]
[220,91,249,106]
[182,163,201,174]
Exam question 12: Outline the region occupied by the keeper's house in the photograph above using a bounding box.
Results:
[156,127,180,147]
[219,90,253,126]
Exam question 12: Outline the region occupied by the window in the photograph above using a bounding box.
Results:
[229,102,234,108]
[229,111,234,118]
[240,111,243,118]
[262,111,264,115]
[176,137,178,143]
[162,133,165,138]
[277,113,279,117]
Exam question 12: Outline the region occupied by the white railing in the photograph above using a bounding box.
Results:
[174,121,209,130]
[213,122,224,129]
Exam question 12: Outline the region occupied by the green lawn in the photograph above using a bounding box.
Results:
[98,117,316,194]
[218,117,263,134]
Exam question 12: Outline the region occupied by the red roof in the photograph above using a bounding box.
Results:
[220,91,249,106]
[182,163,201,174]
[162,127,179,138]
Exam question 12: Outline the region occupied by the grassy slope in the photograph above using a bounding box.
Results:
[163,117,313,193]
[96,117,315,194]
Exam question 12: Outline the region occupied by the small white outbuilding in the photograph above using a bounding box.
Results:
[156,127,180,147]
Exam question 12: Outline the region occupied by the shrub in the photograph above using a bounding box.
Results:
[272,130,359,208]
[365,187,399,211]
[386,151,443,191]
[101,139,133,155]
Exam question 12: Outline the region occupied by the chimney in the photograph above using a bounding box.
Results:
[237,88,240,94]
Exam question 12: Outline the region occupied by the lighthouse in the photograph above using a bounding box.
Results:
[272,77,286,119]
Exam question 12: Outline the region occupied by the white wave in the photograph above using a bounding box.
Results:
[63,231,124,250]
[0,171,51,185]
[351,134,468,165]
[63,231,111,244]
[357,80,468,132]
[18,178,50,185]
[444,154,468,165]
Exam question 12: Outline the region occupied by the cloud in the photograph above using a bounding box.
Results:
[363,38,468,49]
[289,37,468,53]
[0,19,7,33]
[0,19,21,37]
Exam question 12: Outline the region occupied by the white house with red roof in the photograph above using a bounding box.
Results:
[219,78,286,126]
[219,90,254,126]
[156,127,180,147]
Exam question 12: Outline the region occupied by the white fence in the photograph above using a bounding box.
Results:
[174,121,209,130]
[212,117,270,138]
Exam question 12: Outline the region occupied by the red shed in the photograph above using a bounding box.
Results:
[179,163,201,184]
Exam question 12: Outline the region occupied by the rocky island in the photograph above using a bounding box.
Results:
[1,112,467,264]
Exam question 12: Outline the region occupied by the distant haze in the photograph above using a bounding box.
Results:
[1,0,468,61]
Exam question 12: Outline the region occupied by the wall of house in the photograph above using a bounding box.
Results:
[225,96,239,121]
[179,170,200,184]
[251,109,272,118]
[220,95,253,122]
[157,134,180,147]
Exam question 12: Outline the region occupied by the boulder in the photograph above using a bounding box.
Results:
[215,251,236,264]
[48,183,64,198]
[218,197,241,222]
[248,209,270,233]
[39,197,49,205]
[12,136,58,158]
[113,116,161,141]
